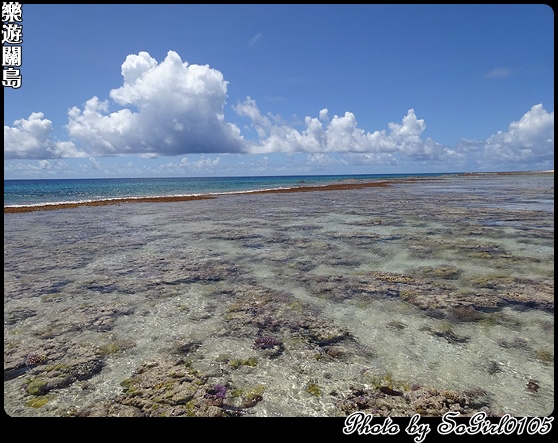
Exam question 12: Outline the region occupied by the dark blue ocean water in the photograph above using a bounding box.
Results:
[4,173,449,207]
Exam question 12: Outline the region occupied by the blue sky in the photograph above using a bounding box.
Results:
[4,4,554,179]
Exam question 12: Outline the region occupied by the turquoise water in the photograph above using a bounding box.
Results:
[4,173,448,207]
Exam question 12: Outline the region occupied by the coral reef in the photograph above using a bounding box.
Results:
[253,335,283,350]
[4,173,554,417]
[336,384,506,417]
[74,358,260,417]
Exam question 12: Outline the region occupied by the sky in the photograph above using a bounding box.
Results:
[3,4,554,179]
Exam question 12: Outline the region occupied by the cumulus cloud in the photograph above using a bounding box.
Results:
[4,112,85,159]
[484,104,554,163]
[66,50,246,157]
[235,98,457,162]
[3,50,554,173]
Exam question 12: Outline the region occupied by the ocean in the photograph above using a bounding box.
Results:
[4,171,554,418]
[4,173,448,208]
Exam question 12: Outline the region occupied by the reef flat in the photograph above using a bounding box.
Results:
[4,172,554,417]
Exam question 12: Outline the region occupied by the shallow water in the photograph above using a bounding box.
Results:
[4,173,554,417]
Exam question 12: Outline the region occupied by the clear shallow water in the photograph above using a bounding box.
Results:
[3,172,554,417]
[4,173,447,207]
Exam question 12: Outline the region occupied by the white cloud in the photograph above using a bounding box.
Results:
[484,104,554,163]
[4,112,85,159]
[249,33,262,47]
[4,159,70,177]
[3,50,554,173]
[88,157,103,170]
[179,155,221,171]
[307,153,348,167]
[344,152,398,167]
[39,160,52,170]
[235,100,457,162]
[128,155,225,177]
[66,50,246,157]
[486,67,510,78]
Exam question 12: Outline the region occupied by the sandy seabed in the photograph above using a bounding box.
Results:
[3,172,554,420]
